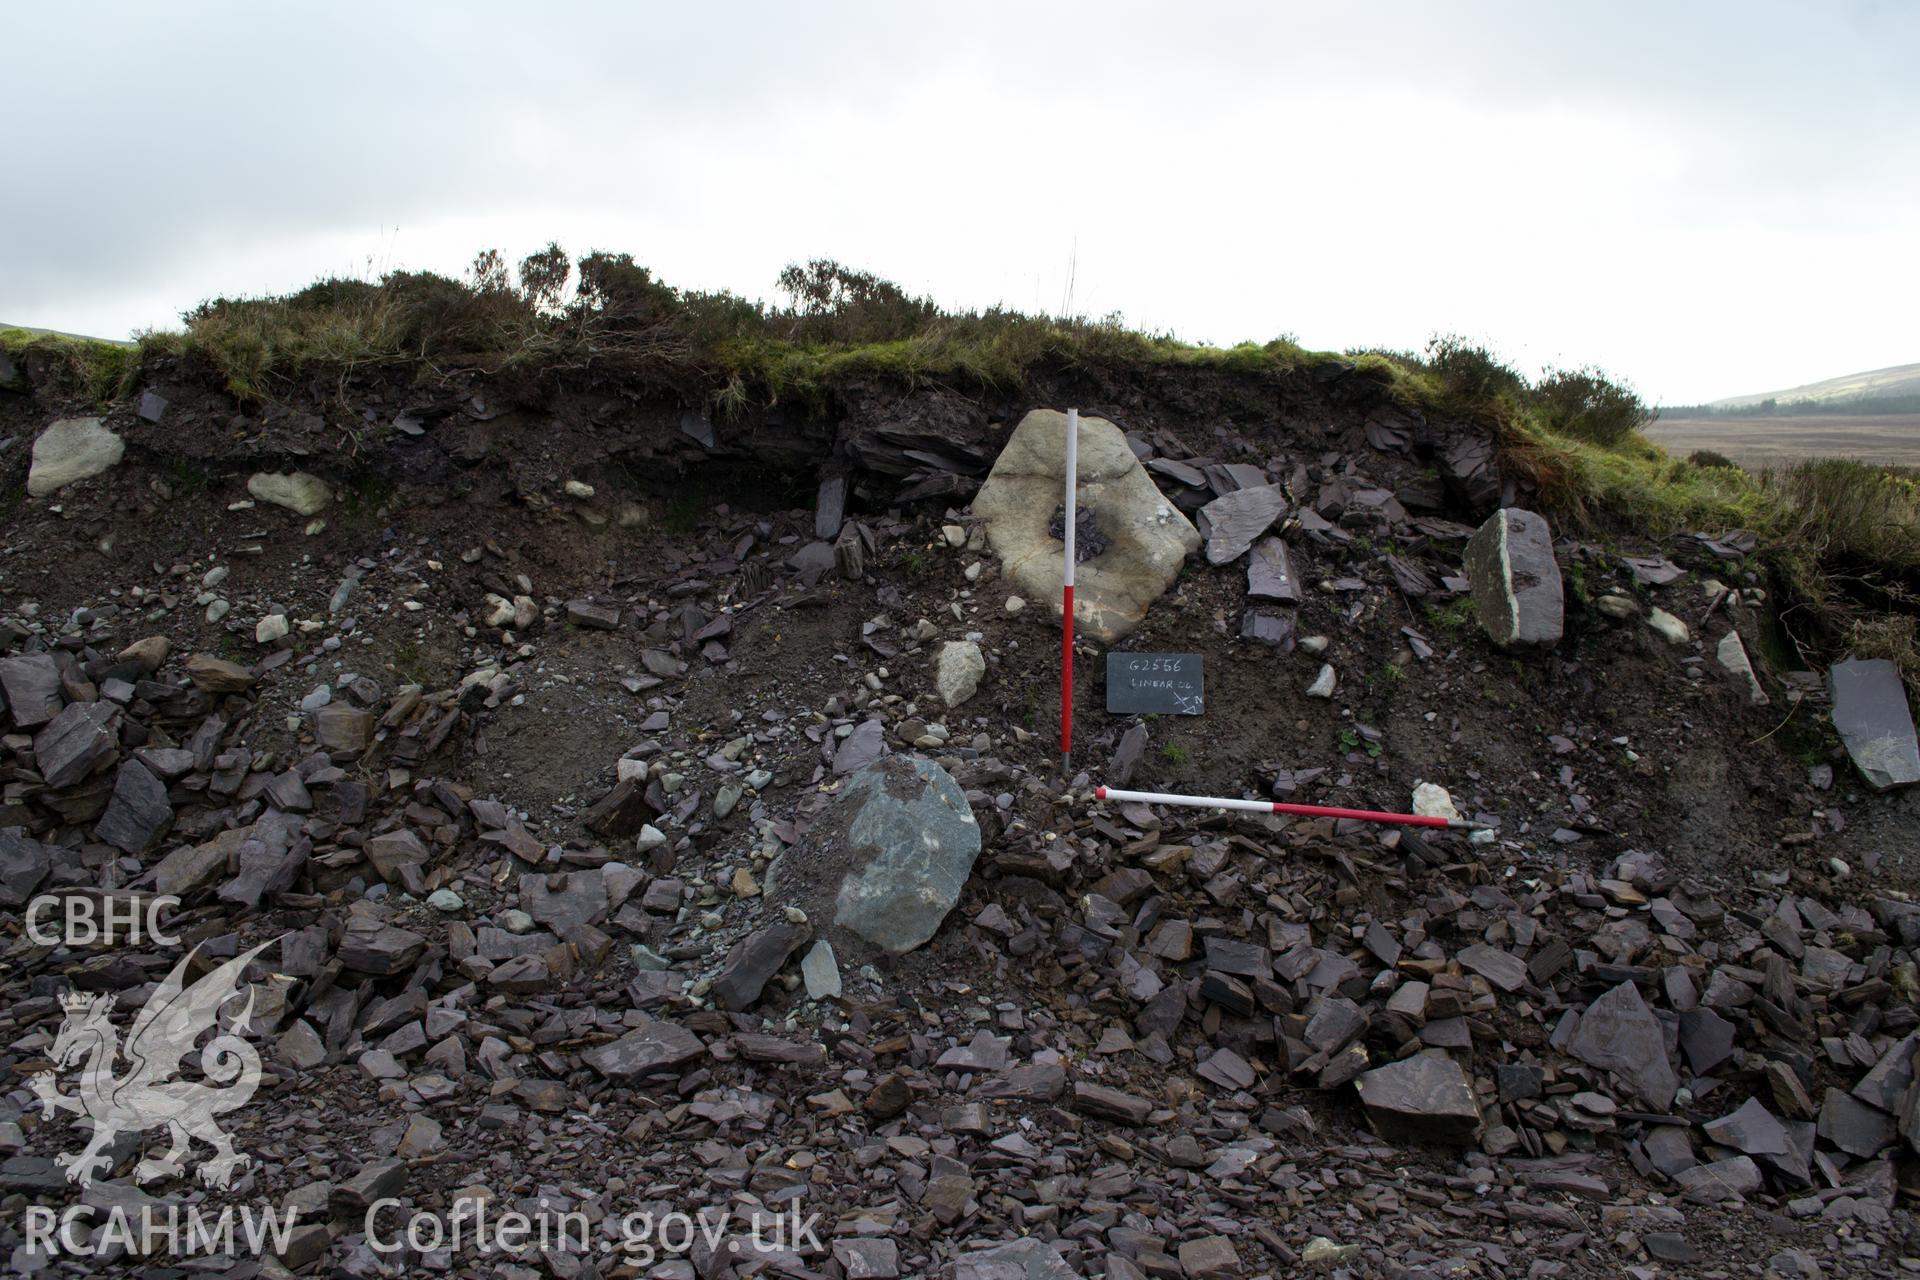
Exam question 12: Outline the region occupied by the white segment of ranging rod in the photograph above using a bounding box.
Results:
[1061,407,1078,774]
[1096,786,1273,813]
[1063,408,1077,589]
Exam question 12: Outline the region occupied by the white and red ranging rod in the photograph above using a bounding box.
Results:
[1061,407,1079,775]
[1093,785,1490,831]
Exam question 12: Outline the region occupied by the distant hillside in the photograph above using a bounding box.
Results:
[0,322,133,346]
[1710,361,1920,411]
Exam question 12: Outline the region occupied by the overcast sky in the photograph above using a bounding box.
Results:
[6,1,1915,404]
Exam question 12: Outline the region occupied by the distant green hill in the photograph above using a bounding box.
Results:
[0,322,133,346]
[1711,362,1920,410]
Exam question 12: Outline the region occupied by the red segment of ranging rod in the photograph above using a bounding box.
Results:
[1061,584,1074,765]
[1093,785,1487,831]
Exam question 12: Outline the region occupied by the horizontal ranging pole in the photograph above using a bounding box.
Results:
[1093,785,1488,831]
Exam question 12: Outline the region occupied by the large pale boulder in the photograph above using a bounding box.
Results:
[28,417,124,496]
[248,471,332,516]
[1463,508,1563,649]
[971,409,1199,645]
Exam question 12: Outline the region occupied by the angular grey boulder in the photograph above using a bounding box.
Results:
[1463,508,1563,648]
[1829,657,1920,791]
[935,640,985,708]
[1716,630,1769,705]
[972,409,1200,645]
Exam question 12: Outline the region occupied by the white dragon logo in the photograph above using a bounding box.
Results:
[30,940,276,1189]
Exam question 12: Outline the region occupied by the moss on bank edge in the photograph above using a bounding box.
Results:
[1,327,142,406]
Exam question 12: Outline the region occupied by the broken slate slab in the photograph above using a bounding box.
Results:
[1198,484,1288,565]
[815,473,848,541]
[337,918,427,975]
[1355,1051,1482,1145]
[1851,1032,1917,1112]
[1566,980,1678,1110]
[1829,657,1920,790]
[1111,721,1148,787]
[832,720,888,775]
[1247,536,1300,603]
[0,829,53,907]
[1240,610,1294,649]
[92,760,173,854]
[711,921,810,1010]
[583,1020,706,1079]
[788,541,836,587]
[1458,943,1527,992]
[34,702,118,789]
[1676,1155,1762,1203]
[565,599,621,630]
[1679,1006,1736,1075]
[1818,1087,1894,1158]
[1464,508,1564,649]
[951,1238,1077,1280]
[1703,1096,1790,1157]
[314,705,373,754]
[364,830,431,882]
[185,654,255,693]
[1072,1083,1153,1126]
[0,653,64,727]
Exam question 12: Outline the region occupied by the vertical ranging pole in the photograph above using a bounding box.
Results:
[1062,407,1078,774]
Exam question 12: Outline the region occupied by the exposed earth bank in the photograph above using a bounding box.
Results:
[2,350,1918,1279]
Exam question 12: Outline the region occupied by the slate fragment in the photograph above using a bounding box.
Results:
[583,1021,706,1079]
[711,922,810,1010]
[1566,981,1678,1110]
[1829,657,1920,790]
[1354,1052,1481,1145]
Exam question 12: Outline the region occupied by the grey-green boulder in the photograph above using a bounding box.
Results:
[769,754,980,955]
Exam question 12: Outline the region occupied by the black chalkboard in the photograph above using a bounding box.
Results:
[1106,652,1205,715]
